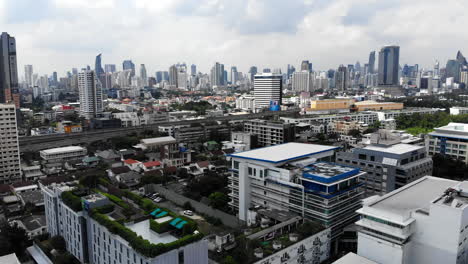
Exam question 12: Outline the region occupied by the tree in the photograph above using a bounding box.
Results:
[348,129,362,138]
[50,235,67,252]
[222,256,237,264]
[0,222,28,257]
[208,192,229,210]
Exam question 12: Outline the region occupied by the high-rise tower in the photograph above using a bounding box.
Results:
[378,46,400,86]
[78,70,102,119]
[0,32,20,108]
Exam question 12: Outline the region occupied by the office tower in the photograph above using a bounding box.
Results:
[355,61,362,72]
[262,68,271,73]
[0,32,20,108]
[356,176,468,264]
[163,71,169,82]
[230,66,238,84]
[292,71,311,92]
[104,64,116,73]
[336,130,432,196]
[72,68,78,75]
[457,50,467,66]
[228,143,365,239]
[446,59,461,83]
[177,66,187,89]
[434,60,440,76]
[249,66,258,82]
[378,45,400,86]
[368,51,376,74]
[335,65,348,90]
[95,53,104,77]
[140,64,148,86]
[287,64,296,79]
[52,71,58,84]
[301,60,312,71]
[169,65,178,87]
[210,62,225,87]
[190,64,196,76]
[253,73,282,109]
[122,60,135,77]
[0,104,21,184]
[24,65,33,87]
[41,184,208,264]
[155,71,163,83]
[78,70,102,119]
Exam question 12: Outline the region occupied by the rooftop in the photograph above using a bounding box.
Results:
[363,143,422,155]
[362,176,457,223]
[228,143,338,164]
[0,253,20,264]
[124,159,140,165]
[21,215,46,231]
[332,253,377,264]
[141,136,176,145]
[40,146,86,155]
[430,123,468,138]
[126,220,177,245]
[302,162,360,184]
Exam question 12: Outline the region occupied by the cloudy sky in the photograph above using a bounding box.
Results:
[1,0,467,78]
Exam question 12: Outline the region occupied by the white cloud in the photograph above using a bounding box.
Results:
[1,0,467,78]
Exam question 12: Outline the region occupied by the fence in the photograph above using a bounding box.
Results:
[147,184,244,228]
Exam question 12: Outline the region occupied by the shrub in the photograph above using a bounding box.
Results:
[149,219,171,234]
[94,204,115,214]
[61,191,82,212]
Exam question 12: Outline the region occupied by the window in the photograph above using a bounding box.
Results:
[370,156,375,161]
[233,161,239,169]
[359,154,367,160]
[248,167,252,175]
[401,159,409,165]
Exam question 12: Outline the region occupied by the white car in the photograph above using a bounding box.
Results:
[183,210,194,216]
[154,197,164,203]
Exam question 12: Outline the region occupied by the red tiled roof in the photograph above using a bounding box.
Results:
[124,159,139,165]
[197,161,210,168]
[143,161,161,167]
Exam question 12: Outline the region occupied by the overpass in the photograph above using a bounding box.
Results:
[19,109,299,153]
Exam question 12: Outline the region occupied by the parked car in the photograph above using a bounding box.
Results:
[183,210,193,216]
[154,197,164,203]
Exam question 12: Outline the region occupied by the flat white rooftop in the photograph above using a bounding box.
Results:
[332,252,377,264]
[363,143,422,155]
[365,176,457,221]
[40,146,85,155]
[141,136,176,145]
[126,219,177,245]
[228,143,338,163]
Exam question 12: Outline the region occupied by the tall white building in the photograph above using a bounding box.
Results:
[140,64,148,87]
[356,176,468,264]
[24,65,33,87]
[292,71,312,92]
[0,104,21,183]
[228,143,366,239]
[78,70,103,119]
[254,73,282,109]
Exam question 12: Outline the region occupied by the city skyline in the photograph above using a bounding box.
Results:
[1,0,467,76]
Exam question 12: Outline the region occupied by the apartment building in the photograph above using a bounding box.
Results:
[40,146,87,163]
[40,183,208,264]
[426,122,468,163]
[356,176,468,264]
[228,143,366,239]
[337,131,432,196]
[243,119,295,147]
[0,104,21,183]
[137,136,191,167]
[329,120,368,135]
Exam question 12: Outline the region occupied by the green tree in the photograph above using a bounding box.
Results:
[208,192,229,209]
[50,235,67,252]
[0,222,28,257]
[222,256,237,264]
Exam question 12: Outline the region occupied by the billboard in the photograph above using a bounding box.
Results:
[269,100,280,111]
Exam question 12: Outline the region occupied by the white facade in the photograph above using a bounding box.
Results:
[356,176,468,264]
[40,146,87,163]
[0,104,21,183]
[426,122,468,164]
[254,73,282,109]
[292,71,311,92]
[235,95,255,111]
[78,70,103,119]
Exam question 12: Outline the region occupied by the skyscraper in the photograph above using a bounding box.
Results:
[254,73,282,109]
[78,70,102,119]
[378,45,400,86]
[287,64,296,80]
[301,60,312,72]
[24,65,33,87]
[169,65,178,87]
[434,61,440,77]
[95,54,104,77]
[292,71,311,92]
[249,66,258,82]
[0,32,20,108]
[446,60,461,83]
[104,64,116,73]
[210,62,225,87]
[335,65,348,91]
[368,51,376,74]
[0,104,21,183]
[230,66,238,84]
[122,60,135,77]
[140,64,148,86]
[52,71,58,84]
[191,64,197,76]
[457,51,467,67]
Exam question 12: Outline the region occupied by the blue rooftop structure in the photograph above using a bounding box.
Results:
[303,162,361,184]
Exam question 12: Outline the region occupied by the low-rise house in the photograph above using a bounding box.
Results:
[123,159,141,171]
[115,171,142,188]
[21,165,45,181]
[141,161,162,171]
[107,166,131,178]
[11,215,47,239]
[95,149,121,164]
[18,189,45,208]
[0,184,11,197]
[82,156,100,167]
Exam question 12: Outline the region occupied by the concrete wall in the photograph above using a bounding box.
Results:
[148,184,244,228]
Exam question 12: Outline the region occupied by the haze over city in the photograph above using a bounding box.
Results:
[1,0,467,75]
